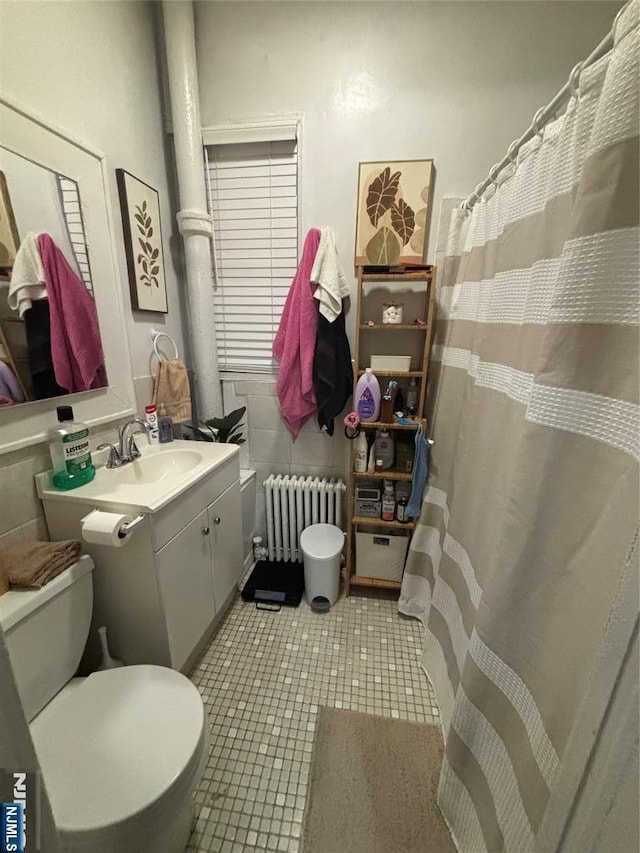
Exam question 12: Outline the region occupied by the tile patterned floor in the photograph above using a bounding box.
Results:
[187,589,439,853]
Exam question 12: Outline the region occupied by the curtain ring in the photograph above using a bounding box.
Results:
[568,62,583,98]
[488,163,502,188]
[532,107,546,140]
[472,182,485,204]
[507,141,519,164]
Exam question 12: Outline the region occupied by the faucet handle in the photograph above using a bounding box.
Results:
[97,442,122,469]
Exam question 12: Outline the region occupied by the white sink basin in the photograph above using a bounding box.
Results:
[114,449,203,485]
[37,440,240,513]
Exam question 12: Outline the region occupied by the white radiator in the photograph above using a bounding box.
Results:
[263,474,347,563]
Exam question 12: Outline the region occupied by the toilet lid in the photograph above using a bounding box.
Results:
[30,665,205,833]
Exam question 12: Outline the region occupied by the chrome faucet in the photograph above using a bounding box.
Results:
[98,418,151,469]
[119,418,151,462]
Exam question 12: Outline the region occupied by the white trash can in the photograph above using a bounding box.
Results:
[300,523,345,611]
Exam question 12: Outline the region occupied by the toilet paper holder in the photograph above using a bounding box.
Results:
[117,514,145,539]
[81,510,146,541]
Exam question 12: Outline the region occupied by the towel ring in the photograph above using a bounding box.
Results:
[151,329,179,361]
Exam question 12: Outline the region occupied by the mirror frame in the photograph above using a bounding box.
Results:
[0,97,135,453]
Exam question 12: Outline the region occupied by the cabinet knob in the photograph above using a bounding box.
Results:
[201,526,210,536]
[213,517,221,525]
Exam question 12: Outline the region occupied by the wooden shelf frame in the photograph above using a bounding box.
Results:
[345,264,436,597]
[352,516,415,530]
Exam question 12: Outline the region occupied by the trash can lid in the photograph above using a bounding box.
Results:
[300,523,345,560]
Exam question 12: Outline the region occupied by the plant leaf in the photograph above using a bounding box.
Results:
[142,200,147,212]
[148,227,154,238]
[365,226,401,265]
[151,248,159,260]
[151,266,160,275]
[366,167,401,227]
[390,198,415,245]
[134,213,145,226]
[138,237,147,253]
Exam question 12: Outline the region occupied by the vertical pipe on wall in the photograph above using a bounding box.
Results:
[162,1,222,418]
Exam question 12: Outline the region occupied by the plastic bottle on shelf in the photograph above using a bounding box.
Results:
[381,480,396,521]
[354,431,368,473]
[406,377,418,416]
[355,368,381,422]
[374,429,395,471]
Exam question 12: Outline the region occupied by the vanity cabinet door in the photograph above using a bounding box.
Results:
[156,508,216,670]
[209,482,243,613]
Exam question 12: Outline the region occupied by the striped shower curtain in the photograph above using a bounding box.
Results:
[399,3,639,852]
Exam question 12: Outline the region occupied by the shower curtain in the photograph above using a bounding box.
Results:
[399,3,639,852]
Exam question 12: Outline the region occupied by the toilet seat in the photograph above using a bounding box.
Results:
[30,665,206,846]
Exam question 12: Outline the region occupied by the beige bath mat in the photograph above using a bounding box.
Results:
[301,706,455,853]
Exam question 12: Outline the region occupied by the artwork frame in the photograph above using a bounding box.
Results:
[116,168,168,313]
[354,159,435,267]
[0,170,21,277]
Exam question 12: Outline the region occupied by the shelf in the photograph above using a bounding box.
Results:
[349,575,403,590]
[357,369,424,377]
[352,470,413,481]
[358,420,420,430]
[352,516,415,529]
[359,324,428,331]
[362,269,434,282]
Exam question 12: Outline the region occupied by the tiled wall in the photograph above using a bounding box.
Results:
[223,378,351,539]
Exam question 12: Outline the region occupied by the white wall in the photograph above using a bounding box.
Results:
[196,1,619,273]
[0,0,187,544]
[195,0,620,537]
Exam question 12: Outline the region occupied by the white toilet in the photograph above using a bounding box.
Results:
[0,555,207,853]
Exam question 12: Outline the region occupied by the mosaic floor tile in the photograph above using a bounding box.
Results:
[187,589,438,852]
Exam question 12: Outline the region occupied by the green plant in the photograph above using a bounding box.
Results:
[185,406,246,444]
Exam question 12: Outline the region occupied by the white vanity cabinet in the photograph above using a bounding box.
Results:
[40,448,243,672]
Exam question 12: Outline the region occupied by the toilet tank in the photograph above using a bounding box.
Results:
[0,556,94,722]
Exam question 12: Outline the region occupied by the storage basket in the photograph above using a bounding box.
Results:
[355,531,409,581]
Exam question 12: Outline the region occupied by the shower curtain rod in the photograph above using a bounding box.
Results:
[461,2,630,211]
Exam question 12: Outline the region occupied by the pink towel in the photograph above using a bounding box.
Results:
[38,234,105,393]
[273,229,321,439]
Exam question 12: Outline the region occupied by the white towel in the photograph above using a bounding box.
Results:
[311,227,349,323]
[8,232,47,318]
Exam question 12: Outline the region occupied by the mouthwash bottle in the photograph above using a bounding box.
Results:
[49,405,96,490]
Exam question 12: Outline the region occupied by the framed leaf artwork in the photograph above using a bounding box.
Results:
[116,169,168,313]
[354,160,435,267]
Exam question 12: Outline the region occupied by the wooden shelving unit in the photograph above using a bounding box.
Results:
[346,265,436,595]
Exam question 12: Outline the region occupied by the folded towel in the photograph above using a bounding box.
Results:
[2,540,82,588]
[152,358,192,424]
[311,227,349,323]
[8,232,47,318]
[0,551,9,596]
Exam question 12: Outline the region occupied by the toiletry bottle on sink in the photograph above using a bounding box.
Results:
[49,405,96,490]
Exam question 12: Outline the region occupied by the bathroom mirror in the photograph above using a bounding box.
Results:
[0,147,108,405]
[0,97,135,453]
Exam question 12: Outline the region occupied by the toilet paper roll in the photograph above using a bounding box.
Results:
[81,510,133,548]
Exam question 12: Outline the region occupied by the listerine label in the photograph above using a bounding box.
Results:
[62,430,92,474]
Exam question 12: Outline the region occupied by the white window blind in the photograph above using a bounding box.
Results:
[205,139,298,372]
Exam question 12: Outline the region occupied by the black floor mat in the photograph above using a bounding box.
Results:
[241,559,305,608]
